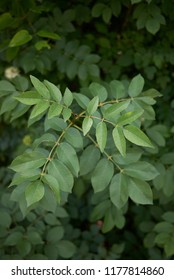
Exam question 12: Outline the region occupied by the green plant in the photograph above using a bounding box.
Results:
[1,0,174,260]
[0,73,160,224]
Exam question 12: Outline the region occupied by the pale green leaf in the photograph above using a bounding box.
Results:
[87,96,99,115]
[109,173,128,209]
[30,100,49,119]
[128,74,144,97]
[63,88,73,107]
[48,159,74,193]
[44,117,67,132]
[124,161,159,181]
[112,126,126,157]
[62,107,72,121]
[64,127,83,149]
[9,30,32,47]
[117,110,143,126]
[109,80,126,99]
[44,80,62,102]
[104,100,130,119]
[128,178,153,205]
[96,122,107,152]
[43,174,60,203]
[9,151,46,173]
[82,117,93,135]
[73,93,90,109]
[15,91,42,105]
[56,142,80,177]
[30,75,50,99]
[48,103,63,119]
[89,82,108,102]
[25,181,45,207]
[91,158,114,192]
[80,145,100,176]
[32,133,56,148]
[123,125,154,148]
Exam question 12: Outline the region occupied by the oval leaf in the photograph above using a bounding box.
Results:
[91,158,114,192]
[9,30,32,47]
[87,96,99,115]
[128,74,144,97]
[96,122,107,152]
[112,126,126,157]
[128,178,153,205]
[82,117,93,135]
[123,125,154,148]
[25,181,45,207]
[109,173,129,209]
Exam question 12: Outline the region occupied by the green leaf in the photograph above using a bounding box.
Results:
[128,74,144,97]
[64,127,83,149]
[102,208,115,233]
[162,212,174,223]
[57,240,76,259]
[82,117,93,135]
[0,211,12,228]
[27,231,43,245]
[35,40,50,51]
[96,122,107,152]
[128,178,153,205]
[45,117,67,132]
[25,181,45,207]
[110,80,126,99]
[90,200,110,221]
[91,158,114,192]
[48,103,63,119]
[37,30,60,40]
[92,3,105,17]
[104,100,130,119]
[113,149,142,165]
[89,82,108,102]
[80,145,100,176]
[0,12,14,30]
[5,232,23,246]
[63,88,73,107]
[30,75,50,99]
[146,18,160,35]
[15,91,42,105]
[9,30,32,47]
[30,100,49,119]
[48,159,74,193]
[74,93,90,109]
[62,107,72,122]
[0,80,16,92]
[117,110,144,126]
[56,142,80,177]
[46,226,64,243]
[154,222,174,233]
[43,174,60,203]
[112,126,126,157]
[17,239,31,256]
[124,161,159,181]
[44,80,62,102]
[87,96,99,115]
[123,125,154,148]
[9,151,46,173]
[109,173,128,209]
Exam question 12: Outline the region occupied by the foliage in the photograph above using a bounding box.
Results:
[0,0,174,259]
